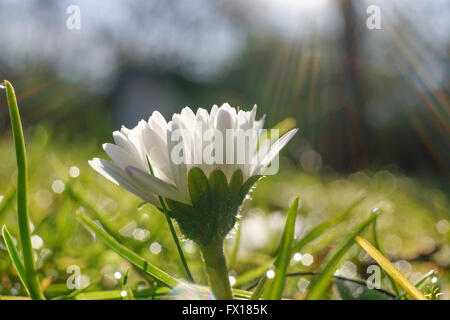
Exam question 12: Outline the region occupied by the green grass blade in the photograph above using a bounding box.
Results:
[1,225,31,295]
[3,80,45,300]
[159,197,194,283]
[234,260,273,287]
[73,288,168,300]
[121,267,135,300]
[67,185,122,240]
[147,157,194,283]
[250,274,267,300]
[265,196,299,300]
[335,278,393,300]
[372,213,400,295]
[232,288,252,300]
[292,195,365,252]
[395,270,435,300]
[52,279,97,300]
[71,285,252,300]
[305,209,380,300]
[235,196,364,288]
[355,235,427,300]
[76,210,180,288]
[0,188,15,218]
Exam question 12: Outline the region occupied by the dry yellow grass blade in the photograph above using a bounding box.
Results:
[355,235,427,300]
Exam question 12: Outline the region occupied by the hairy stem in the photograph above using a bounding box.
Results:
[200,238,233,300]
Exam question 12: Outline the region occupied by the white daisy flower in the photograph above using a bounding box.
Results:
[89,103,297,244]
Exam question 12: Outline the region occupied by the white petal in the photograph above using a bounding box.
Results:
[209,105,219,126]
[125,166,189,204]
[249,104,258,128]
[89,158,159,206]
[149,111,168,141]
[167,122,189,200]
[180,107,196,126]
[112,131,133,152]
[140,122,174,183]
[103,143,146,171]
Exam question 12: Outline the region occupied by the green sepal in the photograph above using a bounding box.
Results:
[229,169,243,203]
[209,170,231,241]
[166,168,261,246]
[231,174,261,214]
[188,167,211,215]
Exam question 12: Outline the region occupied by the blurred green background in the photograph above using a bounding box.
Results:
[0,0,448,299]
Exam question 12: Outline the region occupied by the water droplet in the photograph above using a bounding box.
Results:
[266,270,275,279]
[114,272,122,280]
[293,252,302,262]
[31,235,43,250]
[120,290,127,297]
[229,276,236,286]
[183,240,196,254]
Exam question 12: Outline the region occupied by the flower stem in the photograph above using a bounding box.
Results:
[3,80,45,300]
[200,238,233,300]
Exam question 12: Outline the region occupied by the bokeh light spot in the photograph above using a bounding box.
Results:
[51,179,66,194]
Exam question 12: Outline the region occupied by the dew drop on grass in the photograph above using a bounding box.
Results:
[183,240,196,254]
[31,235,44,250]
[120,290,127,297]
[293,252,302,262]
[114,272,122,280]
[266,270,275,279]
